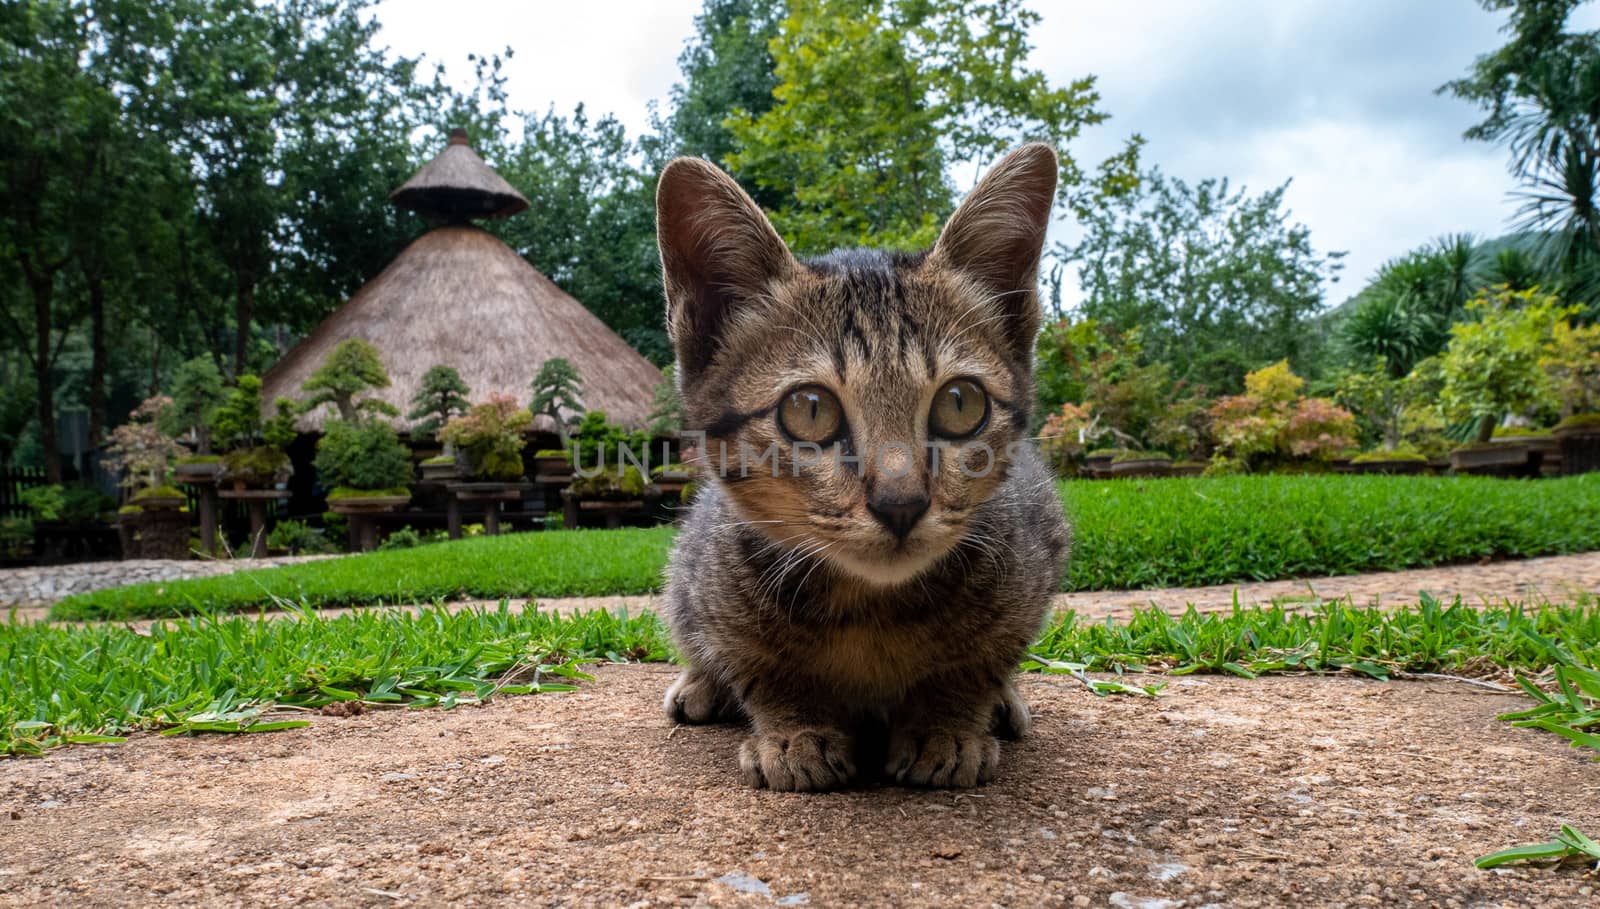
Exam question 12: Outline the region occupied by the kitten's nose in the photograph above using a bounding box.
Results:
[867,494,929,540]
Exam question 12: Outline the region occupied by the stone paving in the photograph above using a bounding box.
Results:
[0,555,342,610]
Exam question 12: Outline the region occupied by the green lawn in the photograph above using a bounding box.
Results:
[48,473,1600,621]
[6,597,1596,757]
[1061,473,1600,590]
[50,527,677,621]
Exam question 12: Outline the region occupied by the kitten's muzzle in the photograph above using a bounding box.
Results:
[866,494,930,541]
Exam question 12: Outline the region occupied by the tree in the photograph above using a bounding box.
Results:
[0,0,99,481]
[662,0,784,204]
[529,358,586,447]
[1443,0,1600,310]
[1061,169,1342,392]
[406,365,471,442]
[102,395,184,495]
[648,365,686,436]
[163,355,224,453]
[150,0,439,372]
[1441,288,1568,442]
[723,0,1141,254]
[300,339,398,424]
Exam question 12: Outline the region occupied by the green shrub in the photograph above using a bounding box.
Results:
[221,447,291,488]
[0,516,32,556]
[314,420,412,493]
[176,454,223,465]
[133,485,185,501]
[1556,413,1600,432]
[378,526,424,551]
[266,520,337,556]
[19,485,65,521]
[571,465,647,499]
[533,449,570,459]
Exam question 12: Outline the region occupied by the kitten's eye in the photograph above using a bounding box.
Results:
[777,385,844,444]
[929,379,988,439]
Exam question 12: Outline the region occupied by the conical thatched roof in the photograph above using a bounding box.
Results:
[261,225,662,434]
[389,128,530,222]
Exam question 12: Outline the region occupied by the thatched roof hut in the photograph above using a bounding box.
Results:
[390,128,529,222]
[262,129,662,435]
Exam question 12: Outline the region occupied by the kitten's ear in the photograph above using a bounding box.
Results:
[929,143,1058,358]
[656,157,798,381]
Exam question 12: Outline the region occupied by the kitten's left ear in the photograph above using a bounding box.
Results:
[928,143,1058,358]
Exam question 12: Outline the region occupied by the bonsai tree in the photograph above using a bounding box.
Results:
[529,357,585,447]
[102,396,186,500]
[212,375,298,487]
[301,339,399,423]
[648,364,685,436]
[162,356,225,455]
[304,342,412,498]
[313,420,414,498]
[1036,402,1099,475]
[439,394,533,481]
[1441,288,1564,444]
[570,410,652,497]
[1542,316,1600,421]
[406,365,472,442]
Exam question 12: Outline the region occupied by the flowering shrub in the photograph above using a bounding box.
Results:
[102,396,186,494]
[1207,394,1282,460]
[1282,398,1357,460]
[1037,402,1097,475]
[440,394,532,481]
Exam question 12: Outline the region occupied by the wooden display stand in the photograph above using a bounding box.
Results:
[446,482,531,538]
[217,488,290,558]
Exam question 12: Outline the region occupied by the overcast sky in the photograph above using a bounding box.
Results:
[375,0,1596,309]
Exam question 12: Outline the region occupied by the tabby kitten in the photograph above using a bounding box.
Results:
[655,143,1070,791]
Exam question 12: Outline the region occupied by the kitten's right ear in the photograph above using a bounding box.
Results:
[656,158,797,381]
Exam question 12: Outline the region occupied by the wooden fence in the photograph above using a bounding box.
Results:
[0,466,47,519]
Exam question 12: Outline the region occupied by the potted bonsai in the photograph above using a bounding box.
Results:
[407,364,472,480]
[1350,445,1428,475]
[213,375,298,490]
[563,411,654,528]
[102,396,190,559]
[1037,402,1097,478]
[1441,289,1563,476]
[1335,361,1432,475]
[302,341,413,524]
[103,395,188,511]
[1542,311,1600,474]
[529,356,585,474]
[1106,449,1173,478]
[164,355,226,483]
[439,393,534,537]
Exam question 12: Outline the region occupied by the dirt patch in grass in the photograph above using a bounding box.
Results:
[1,666,1595,907]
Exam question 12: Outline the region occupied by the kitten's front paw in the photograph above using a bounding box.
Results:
[885,730,1000,788]
[993,682,1032,741]
[663,668,740,725]
[738,728,856,791]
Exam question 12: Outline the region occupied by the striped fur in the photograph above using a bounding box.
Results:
[655,145,1070,791]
